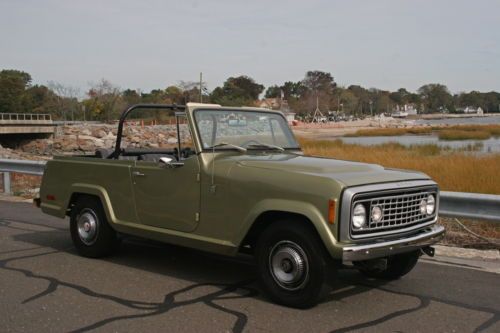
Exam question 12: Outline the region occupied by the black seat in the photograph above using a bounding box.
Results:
[95,148,114,159]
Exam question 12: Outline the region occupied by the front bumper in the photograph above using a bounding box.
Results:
[342,224,445,262]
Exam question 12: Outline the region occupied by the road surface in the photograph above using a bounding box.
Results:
[1,201,499,332]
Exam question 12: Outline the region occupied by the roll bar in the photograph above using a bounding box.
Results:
[110,104,186,159]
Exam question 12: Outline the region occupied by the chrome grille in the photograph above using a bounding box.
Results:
[350,188,438,238]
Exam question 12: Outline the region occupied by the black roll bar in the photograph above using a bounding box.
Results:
[110,104,186,159]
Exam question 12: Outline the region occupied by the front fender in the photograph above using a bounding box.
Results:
[236,199,341,259]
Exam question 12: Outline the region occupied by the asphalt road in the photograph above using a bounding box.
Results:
[1,201,499,333]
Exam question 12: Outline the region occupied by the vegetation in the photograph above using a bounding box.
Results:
[438,130,491,141]
[299,138,500,194]
[347,124,500,140]
[345,127,432,137]
[1,68,500,122]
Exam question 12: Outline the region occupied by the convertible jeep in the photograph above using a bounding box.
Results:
[38,103,444,308]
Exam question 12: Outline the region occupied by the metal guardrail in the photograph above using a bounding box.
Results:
[0,159,46,195]
[439,191,500,223]
[0,158,499,222]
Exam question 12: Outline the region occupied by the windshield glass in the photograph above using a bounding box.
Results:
[194,109,300,150]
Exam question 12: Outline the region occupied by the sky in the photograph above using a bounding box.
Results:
[1,0,499,95]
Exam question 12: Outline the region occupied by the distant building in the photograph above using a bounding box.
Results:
[257,96,296,123]
[456,106,484,114]
[393,104,418,115]
[257,98,281,110]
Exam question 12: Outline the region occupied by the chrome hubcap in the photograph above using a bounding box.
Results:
[269,241,309,291]
[77,209,98,245]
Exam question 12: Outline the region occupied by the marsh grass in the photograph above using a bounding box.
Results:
[348,124,500,141]
[345,127,431,137]
[299,137,500,194]
[438,130,491,140]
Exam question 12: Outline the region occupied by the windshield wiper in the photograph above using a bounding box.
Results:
[207,142,247,152]
[246,143,285,151]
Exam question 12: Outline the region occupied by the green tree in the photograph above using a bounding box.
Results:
[265,85,281,98]
[418,84,452,113]
[24,85,58,114]
[0,69,32,113]
[164,86,184,104]
[302,71,336,93]
[210,75,264,106]
[84,79,121,121]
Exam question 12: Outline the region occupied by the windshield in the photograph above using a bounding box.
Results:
[194,109,300,150]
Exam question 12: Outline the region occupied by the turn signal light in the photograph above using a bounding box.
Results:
[328,199,336,224]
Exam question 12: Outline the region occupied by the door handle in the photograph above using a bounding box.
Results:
[132,171,146,177]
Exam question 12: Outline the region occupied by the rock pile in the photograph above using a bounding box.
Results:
[18,123,191,156]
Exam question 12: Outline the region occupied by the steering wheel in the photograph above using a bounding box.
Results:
[240,139,262,147]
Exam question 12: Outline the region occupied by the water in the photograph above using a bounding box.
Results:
[414,115,500,126]
[335,116,500,153]
[340,135,500,153]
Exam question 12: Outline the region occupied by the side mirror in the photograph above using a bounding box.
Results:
[159,157,184,168]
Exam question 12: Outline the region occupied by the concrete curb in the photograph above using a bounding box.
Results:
[423,245,500,274]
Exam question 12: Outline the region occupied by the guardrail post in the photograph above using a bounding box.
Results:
[3,172,11,195]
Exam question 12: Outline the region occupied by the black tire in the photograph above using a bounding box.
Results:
[70,196,119,258]
[255,220,328,308]
[357,250,420,280]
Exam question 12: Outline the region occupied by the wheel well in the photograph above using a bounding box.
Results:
[66,193,100,216]
[240,211,319,254]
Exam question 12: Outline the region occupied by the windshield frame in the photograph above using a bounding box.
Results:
[192,108,301,152]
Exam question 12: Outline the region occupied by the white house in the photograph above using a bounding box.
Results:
[393,104,418,115]
[456,106,483,114]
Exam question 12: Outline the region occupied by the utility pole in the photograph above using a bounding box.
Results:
[199,72,203,103]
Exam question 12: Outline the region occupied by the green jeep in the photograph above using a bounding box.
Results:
[38,103,444,308]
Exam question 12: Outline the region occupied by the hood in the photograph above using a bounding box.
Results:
[234,153,429,187]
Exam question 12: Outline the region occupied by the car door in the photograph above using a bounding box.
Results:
[131,155,201,232]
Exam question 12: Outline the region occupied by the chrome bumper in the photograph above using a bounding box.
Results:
[342,224,445,262]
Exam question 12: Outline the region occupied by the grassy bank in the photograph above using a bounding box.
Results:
[438,130,491,140]
[347,124,500,140]
[299,138,500,194]
[344,127,431,137]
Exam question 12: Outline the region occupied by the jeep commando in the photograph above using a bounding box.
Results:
[38,103,444,308]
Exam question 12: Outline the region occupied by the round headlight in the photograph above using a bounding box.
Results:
[352,204,367,229]
[371,205,383,222]
[419,199,427,215]
[426,194,436,215]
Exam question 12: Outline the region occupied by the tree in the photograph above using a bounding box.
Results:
[164,86,184,104]
[299,71,337,112]
[389,88,410,105]
[210,75,264,106]
[47,81,80,120]
[338,89,358,115]
[84,79,121,121]
[24,85,58,114]
[301,71,336,93]
[418,84,452,113]
[265,85,281,98]
[0,69,32,113]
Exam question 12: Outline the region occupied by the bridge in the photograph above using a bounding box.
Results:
[0,113,55,135]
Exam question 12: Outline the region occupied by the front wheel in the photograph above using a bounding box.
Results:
[356,250,420,280]
[255,221,328,308]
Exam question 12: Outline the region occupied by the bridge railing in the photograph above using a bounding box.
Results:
[0,113,52,122]
[0,158,499,222]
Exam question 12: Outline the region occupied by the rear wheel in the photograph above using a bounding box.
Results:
[356,250,420,280]
[70,196,119,258]
[255,221,328,308]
